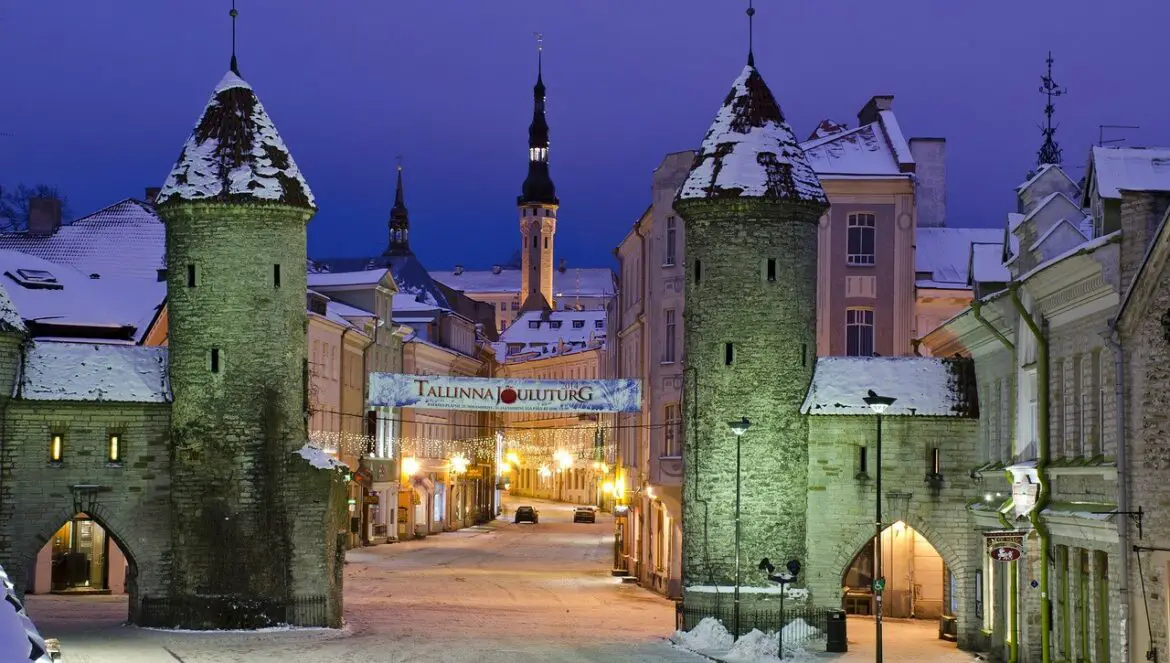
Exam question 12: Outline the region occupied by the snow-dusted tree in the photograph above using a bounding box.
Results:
[0,183,71,232]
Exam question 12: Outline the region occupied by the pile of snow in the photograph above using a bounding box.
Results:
[801,356,971,416]
[20,341,170,403]
[295,443,347,471]
[672,615,821,662]
[0,564,53,662]
[670,616,733,652]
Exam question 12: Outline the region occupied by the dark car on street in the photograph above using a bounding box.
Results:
[514,505,539,524]
[573,506,597,523]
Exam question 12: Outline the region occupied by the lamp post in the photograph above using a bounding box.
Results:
[728,417,751,638]
[862,391,896,663]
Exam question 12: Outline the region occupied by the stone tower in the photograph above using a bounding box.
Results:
[675,54,829,618]
[518,46,558,312]
[155,62,344,628]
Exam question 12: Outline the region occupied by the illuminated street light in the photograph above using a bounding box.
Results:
[506,452,521,466]
[450,454,469,475]
[402,457,421,477]
[862,390,897,663]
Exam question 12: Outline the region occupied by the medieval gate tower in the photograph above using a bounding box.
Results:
[675,43,829,621]
[155,59,345,628]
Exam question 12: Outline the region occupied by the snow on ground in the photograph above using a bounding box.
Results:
[24,497,980,662]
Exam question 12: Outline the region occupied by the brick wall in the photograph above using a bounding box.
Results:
[679,198,821,593]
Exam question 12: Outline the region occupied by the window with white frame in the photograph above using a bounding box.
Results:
[847,213,876,266]
[846,308,875,356]
[663,309,677,363]
[663,403,681,457]
[1020,366,1038,461]
[664,216,677,266]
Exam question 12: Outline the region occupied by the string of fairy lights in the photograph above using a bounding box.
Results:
[307,408,669,466]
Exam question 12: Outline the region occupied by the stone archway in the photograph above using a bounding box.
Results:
[15,494,163,624]
[824,511,974,648]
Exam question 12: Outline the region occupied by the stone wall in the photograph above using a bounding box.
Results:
[680,198,820,593]
[0,389,173,621]
[161,200,337,627]
[805,415,983,647]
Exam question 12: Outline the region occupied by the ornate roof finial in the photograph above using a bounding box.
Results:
[746,1,756,67]
[229,1,240,75]
[534,32,545,91]
[1037,50,1066,166]
[386,155,411,255]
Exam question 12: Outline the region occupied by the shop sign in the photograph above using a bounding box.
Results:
[363,494,380,505]
[990,545,1022,562]
[984,530,1026,562]
[464,468,482,479]
[369,373,642,413]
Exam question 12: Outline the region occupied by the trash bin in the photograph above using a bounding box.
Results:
[826,609,848,653]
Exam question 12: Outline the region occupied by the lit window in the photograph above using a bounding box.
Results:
[50,433,63,463]
[847,213,876,266]
[846,308,874,356]
[108,433,121,463]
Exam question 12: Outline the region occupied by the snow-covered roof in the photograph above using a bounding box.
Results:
[0,250,164,341]
[915,228,1003,287]
[499,309,607,346]
[1016,163,1078,192]
[678,65,827,205]
[1089,146,1170,199]
[19,341,170,403]
[969,242,1009,284]
[0,199,164,281]
[1009,191,1082,233]
[801,123,905,177]
[328,300,376,320]
[157,70,315,210]
[432,266,615,298]
[801,356,976,417]
[308,269,392,289]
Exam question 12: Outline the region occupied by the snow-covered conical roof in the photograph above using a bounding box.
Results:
[156,70,315,210]
[678,65,827,205]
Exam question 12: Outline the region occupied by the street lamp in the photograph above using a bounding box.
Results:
[727,416,751,637]
[862,390,896,663]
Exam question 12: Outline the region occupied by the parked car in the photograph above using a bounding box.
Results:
[573,506,597,523]
[514,505,539,524]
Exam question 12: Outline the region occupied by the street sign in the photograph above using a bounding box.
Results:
[873,578,885,592]
[990,545,1022,562]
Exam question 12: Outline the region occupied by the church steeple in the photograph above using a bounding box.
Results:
[518,34,558,312]
[385,160,411,256]
[519,34,557,206]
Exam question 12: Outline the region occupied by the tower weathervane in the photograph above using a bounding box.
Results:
[230,1,240,75]
[747,1,756,67]
[1037,50,1066,166]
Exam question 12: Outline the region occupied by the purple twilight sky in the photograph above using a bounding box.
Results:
[2,1,1168,271]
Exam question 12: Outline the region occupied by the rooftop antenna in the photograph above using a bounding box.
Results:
[229,1,240,75]
[533,31,543,78]
[1036,51,1066,166]
[746,1,756,67]
[1098,124,1140,147]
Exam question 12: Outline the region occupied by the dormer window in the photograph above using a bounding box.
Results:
[7,268,63,290]
[528,321,540,329]
[572,320,584,329]
[595,320,604,329]
[549,321,562,329]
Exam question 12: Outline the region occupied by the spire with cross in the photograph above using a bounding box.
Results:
[747,1,756,67]
[229,1,241,75]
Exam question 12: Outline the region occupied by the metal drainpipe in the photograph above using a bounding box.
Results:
[971,299,1020,663]
[1010,284,1052,663]
[1104,319,1131,661]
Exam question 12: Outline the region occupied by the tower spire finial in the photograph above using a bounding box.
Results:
[746,1,756,67]
[1037,50,1066,166]
[534,32,544,81]
[229,1,240,75]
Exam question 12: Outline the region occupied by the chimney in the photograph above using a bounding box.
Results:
[454,265,464,276]
[1118,190,1170,291]
[27,197,62,235]
[144,187,161,204]
[558,258,567,273]
[909,138,947,228]
[857,95,894,127]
